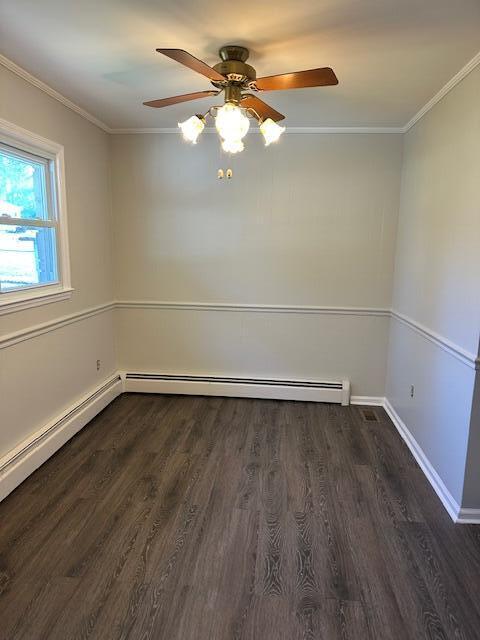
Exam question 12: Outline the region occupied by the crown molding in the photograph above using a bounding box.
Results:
[1,50,479,135]
[403,50,480,132]
[109,126,404,134]
[0,53,111,133]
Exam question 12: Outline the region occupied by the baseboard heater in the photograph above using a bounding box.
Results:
[123,373,350,405]
[0,374,123,503]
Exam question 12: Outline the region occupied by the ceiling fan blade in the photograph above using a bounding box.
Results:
[144,90,218,108]
[156,49,225,81]
[256,67,338,91]
[241,95,285,122]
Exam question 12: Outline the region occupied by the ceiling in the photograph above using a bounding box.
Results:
[1,0,479,130]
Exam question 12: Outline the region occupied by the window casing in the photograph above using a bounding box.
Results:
[0,119,71,313]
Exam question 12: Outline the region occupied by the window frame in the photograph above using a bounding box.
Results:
[0,117,72,314]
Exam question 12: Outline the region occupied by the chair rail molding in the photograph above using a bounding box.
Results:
[0,302,115,349]
[116,300,478,370]
[115,300,390,316]
[2,301,476,371]
[390,310,479,370]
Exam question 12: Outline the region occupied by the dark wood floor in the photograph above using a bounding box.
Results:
[1,394,480,639]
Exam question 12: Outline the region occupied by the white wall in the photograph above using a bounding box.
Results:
[112,132,403,397]
[2,56,479,518]
[463,368,480,509]
[0,65,116,463]
[386,65,480,509]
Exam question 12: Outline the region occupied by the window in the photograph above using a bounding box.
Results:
[0,120,71,313]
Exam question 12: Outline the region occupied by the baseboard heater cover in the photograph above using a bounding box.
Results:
[123,373,350,405]
[0,374,123,502]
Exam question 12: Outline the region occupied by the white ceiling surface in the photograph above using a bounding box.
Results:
[1,0,479,129]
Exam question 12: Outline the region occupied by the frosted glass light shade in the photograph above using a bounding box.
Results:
[260,118,286,146]
[215,103,250,144]
[221,138,244,154]
[178,115,205,144]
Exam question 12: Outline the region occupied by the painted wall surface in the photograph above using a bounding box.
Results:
[0,311,115,456]
[387,320,475,504]
[2,56,479,516]
[0,65,116,460]
[392,65,480,355]
[387,66,480,508]
[116,307,389,396]
[112,132,403,396]
[463,366,480,508]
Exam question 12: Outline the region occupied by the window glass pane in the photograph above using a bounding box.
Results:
[0,148,49,221]
[0,224,58,292]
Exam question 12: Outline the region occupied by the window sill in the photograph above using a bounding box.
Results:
[0,286,74,315]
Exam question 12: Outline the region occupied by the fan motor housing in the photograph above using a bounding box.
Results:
[212,60,256,83]
[212,45,256,87]
[219,45,249,62]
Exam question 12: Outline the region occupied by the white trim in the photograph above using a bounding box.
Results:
[0,53,406,135]
[7,301,477,377]
[0,117,72,310]
[391,310,479,370]
[0,301,114,349]
[0,374,122,502]
[109,126,404,135]
[383,398,462,523]
[350,396,384,406]
[116,301,478,369]
[404,51,480,132]
[0,54,110,133]
[53,141,72,292]
[0,333,477,523]
[0,114,65,155]
[457,508,480,525]
[0,287,73,315]
[1,50,479,135]
[115,300,390,316]
[122,372,350,405]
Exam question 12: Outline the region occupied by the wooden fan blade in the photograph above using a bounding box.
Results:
[144,90,218,108]
[241,95,285,122]
[156,49,225,81]
[256,67,338,91]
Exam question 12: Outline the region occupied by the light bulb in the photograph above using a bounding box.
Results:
[221,138,244,154]
[178,115,205,144]
[215,103,250,144]
[260,118,286,146]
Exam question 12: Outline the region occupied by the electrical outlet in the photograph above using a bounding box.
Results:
[410,384,415,398]
[96,359,101,371]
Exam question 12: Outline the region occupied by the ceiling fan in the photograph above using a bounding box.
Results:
[143,45,338,153]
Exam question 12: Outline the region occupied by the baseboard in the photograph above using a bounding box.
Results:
[0,374,122,502]
[350,396,385,406]
[2,375,477,524]
[456,508,480,525]
[383,398,463,523]
[123,372,350,405]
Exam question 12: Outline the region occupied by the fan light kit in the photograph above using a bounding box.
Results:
[144,45,338,154]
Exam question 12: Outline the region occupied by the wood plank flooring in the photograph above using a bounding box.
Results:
[1,394,480,639]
